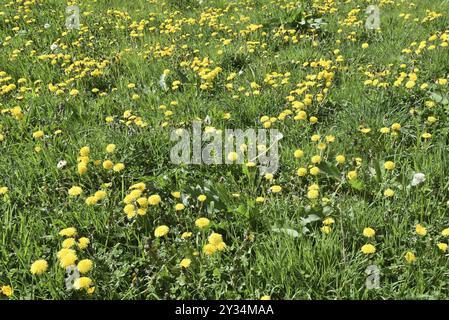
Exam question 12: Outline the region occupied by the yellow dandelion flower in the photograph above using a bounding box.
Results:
[59,251,77,268]
[311,155,322,164]
[175,203,185,211]
[32,130,44,139]
[203,244,217,255]
[384,188,395,197]
[441,228,449,237]
[208,232,223,246]
[113,163,125,172]
[1,285,13,297]
[363,227,376,238]
[78,237,90,249]
[437,243,448,252]
[180,258,191,268]
[30,259,48,275]
[73,277,92,290]
[105,144,116,153]
[336,155,345,164]
[181,232,192,239]
[294,149,304,158]
[309,166,320,176]
[297,167,307,177]
[216,241,226,251]
[68,186,83,197]
[227,152,239,162]
[415,224,427,236]
[102,160,114,170]
[148,194,161,205]
[384,161,395,170]
[59,227,77,237]
[404,251,416,263]
[307,189,319,200]
[94,190,107,200]
[347,170,357,180]
[77,259,93,274]
[195,217,210,229]
[62,238,76,249]
[320,226,331,234]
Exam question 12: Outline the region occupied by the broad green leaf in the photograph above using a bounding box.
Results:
[272,227,300,238]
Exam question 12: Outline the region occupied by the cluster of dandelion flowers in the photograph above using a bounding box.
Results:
[122,183,162,219]
[56,228,95,292]
[203,232,226,255]
[320,217,335,234]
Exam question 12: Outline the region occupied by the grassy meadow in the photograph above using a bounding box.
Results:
[1,0,449,299]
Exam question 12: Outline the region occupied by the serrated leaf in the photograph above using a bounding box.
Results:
[317,162,341,180]
[348,179,365,191]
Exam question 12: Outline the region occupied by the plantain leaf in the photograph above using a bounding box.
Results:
[272,227,300,238]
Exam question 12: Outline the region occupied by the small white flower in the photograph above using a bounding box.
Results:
[50,43,58,51]
[57,160,67,169]
[411,172,425,186]
[44,23,51,29]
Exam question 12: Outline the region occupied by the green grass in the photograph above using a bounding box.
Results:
[1,0,449,299]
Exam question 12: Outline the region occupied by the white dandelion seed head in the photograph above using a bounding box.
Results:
[50,43,58,51]
[411,172,425,186]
